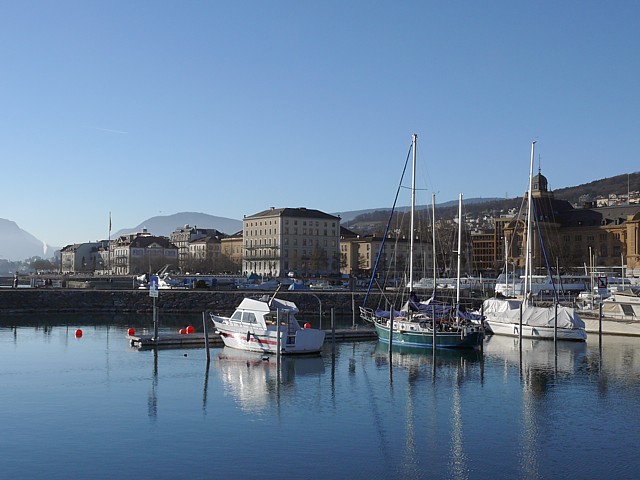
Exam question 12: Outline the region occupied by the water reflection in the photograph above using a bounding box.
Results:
[484,335,588,386]
[372,344,483,480]
[213,348,324,412]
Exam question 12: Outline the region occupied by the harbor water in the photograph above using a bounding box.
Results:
[1,313,639,479]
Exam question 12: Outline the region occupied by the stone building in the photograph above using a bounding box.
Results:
[242,207,340,278]
[497,170,640,276]
[111,229,178,275]
[339,229,432,284]
[169,225,226,271]
[221,231,243,268]
[60,241,109,274]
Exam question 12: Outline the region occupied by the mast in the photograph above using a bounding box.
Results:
[524,141,536,305]
[409,133,417,293]
[456,193,462,322]
[432,193,436,298]
[504,236,509,293]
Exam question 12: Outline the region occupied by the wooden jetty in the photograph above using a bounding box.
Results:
[129,327,377,349]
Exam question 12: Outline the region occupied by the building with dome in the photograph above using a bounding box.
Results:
[496,169,640,276]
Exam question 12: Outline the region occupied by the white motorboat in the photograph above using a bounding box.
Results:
[210,295,325,354]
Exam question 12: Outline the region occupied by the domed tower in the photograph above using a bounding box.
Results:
[531,167,550,198]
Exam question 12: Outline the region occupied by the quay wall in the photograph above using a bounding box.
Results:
[0,289,384,316]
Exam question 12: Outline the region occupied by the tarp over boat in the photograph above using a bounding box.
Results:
[482,298,585,329]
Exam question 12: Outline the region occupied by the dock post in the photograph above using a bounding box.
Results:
[276,309,281,377]
[519,302,523,343]
[202,311,210,363]
[554,302,558,343]
[599,302,603,341]
[152,297,158,343]
[352,293,356,329]
[480,303,484,354]
[389,301,394,354]
[432,303,436,352]
[331,308,336,352]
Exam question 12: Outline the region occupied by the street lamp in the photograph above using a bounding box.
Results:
[309,293,323,330]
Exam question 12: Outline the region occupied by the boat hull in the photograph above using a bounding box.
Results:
[213,321,325,355]
[373,322,483,349]
[484,320,587,341]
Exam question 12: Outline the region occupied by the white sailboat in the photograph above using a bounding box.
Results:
[481,142,587,342]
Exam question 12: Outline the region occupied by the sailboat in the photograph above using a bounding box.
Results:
[359,134,484,350]
[481,142,587,341]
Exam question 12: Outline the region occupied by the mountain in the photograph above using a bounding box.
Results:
[335,197,502,223]
[0,218,50,261]
[113,212,243,238]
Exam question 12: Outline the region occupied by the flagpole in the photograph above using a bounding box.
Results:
[108,212,112,275]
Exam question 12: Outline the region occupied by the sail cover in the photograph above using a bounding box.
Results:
[482,298,585,329]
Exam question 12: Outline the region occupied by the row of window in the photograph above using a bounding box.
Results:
[245,228,337,237]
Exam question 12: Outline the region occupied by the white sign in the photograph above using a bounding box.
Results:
[149,275,159,298]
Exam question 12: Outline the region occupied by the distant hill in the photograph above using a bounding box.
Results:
[553,172,640,204]
[0,218,51,261]
[335,197,502,223]
[113,212,243,238]
[344,172,640,232]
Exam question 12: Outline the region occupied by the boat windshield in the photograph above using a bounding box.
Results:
[231,310,257,324]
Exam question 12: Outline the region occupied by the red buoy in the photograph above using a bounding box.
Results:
[186,325,194,334]
[75,329,83,337]
[304,322,311,329]
[127,327,135,336]
[179,328,187,335]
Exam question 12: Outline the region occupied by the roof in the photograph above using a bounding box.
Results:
[245,207,340,221]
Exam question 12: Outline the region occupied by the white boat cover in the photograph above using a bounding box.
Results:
[482,298,585,329]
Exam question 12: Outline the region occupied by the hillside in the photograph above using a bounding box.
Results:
[345,171,640,232]
[0,219,50,261]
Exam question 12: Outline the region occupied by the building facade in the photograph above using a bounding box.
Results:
[170,225,226,271]
[493,171,640,276]
[111,230,178,275]
[242,207,341,277]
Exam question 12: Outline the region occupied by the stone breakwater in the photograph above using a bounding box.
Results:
[0,289,381,316]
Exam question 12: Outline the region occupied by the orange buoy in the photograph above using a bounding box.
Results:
[127,327,135,336]
[179,328,187,335]
[304,322,311,329]
[186,325,194,334]
[75,329,83,337]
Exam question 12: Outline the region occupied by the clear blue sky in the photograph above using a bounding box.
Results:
[1,1,638,248]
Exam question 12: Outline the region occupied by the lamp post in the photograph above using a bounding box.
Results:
[309,293,323,330]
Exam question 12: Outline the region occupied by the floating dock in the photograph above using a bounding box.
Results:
[129,328,378,348]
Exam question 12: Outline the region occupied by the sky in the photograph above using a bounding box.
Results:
[1,1,639,248]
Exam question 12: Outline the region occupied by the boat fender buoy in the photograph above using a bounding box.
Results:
[75,329,83,337]
[304,322,311,329]
[246,331,251,342]
[127,327,135,336]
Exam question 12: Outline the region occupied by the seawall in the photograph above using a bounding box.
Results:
[0,289,380,317]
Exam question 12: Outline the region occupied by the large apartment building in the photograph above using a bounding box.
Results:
[242,207,340,277]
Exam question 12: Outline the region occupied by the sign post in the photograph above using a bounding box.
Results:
[597,275,608,301]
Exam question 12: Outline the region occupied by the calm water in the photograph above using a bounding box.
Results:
[1,314,639,480]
